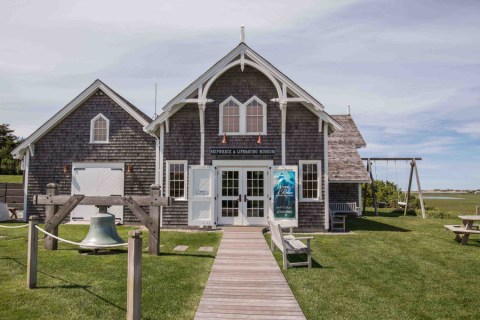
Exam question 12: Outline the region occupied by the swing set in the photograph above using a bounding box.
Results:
[362,157,426,218]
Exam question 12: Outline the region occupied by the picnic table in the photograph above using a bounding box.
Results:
[8,207,18,220]
[444,215,480,245]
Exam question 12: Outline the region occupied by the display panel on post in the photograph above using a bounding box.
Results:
[271,166,298,228]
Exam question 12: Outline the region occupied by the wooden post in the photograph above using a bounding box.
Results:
[127,230,142,320]
[362,183,367,215]
[367,160,378,216]
[44,183,59,250]
[413,160,426,219]
[149,185,161,255]
[476,206,479,215]
[404,161,415,216]
[27,215,40,289]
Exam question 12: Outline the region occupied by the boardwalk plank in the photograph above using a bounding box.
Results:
[194,227,306,320]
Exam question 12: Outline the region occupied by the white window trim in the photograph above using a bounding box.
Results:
[219,95,267,136]
[299,160,323,202]
[166,160,188,201]
[90,113,110,144]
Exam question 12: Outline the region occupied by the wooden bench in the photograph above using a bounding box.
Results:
[329,202,360,232]
[330,202,360,216]
[268,219,313,270]
[444,225,480,245]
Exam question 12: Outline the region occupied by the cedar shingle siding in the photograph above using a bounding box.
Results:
[162,66,326,230]
[27,90,156,221]
[329,183,359,204]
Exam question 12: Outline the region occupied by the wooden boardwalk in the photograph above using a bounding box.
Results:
[195,227,306,320]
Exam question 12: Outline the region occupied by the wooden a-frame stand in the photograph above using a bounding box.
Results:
[32,183,174,255]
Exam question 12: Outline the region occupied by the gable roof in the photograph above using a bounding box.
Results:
[12,79,151,159]
[145,42,342,133]
[329,115,366,148]
[328,115,370,183]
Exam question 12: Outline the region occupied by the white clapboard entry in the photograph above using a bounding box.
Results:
[71,163,124,223]
[271,166,298,228]
[188,166,215,227]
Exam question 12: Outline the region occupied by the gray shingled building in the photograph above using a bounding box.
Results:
[13,39,369,231]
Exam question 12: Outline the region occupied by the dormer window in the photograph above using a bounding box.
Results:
[90,113,109,143]
[219,96,267,135]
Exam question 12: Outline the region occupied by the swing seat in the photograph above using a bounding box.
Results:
[398,201,407,207]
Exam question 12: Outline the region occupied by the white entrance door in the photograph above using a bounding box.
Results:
[217,167,268,226]
[71,163,124,223]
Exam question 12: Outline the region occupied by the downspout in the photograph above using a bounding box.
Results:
[159,123,165,228]
[198,102,206,166]
[323,121,330,231]
[23,149,30,222]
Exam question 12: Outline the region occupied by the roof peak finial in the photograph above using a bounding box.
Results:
[240,25,245,43]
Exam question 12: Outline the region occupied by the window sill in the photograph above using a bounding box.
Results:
[299,199,324,203]
[218,132,267,136]
[90,141,109,144]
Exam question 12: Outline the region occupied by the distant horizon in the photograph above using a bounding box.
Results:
[1,0,478,190]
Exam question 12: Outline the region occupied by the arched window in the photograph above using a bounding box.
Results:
[219,96,267,135]
[245,96,266,134]
[219,96,241,134]
[90,113,109,143]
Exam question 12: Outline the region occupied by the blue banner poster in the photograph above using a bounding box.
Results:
[273,170,296,219]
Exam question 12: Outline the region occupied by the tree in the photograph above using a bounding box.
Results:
[0,124,22,175]
[362,179,421,209]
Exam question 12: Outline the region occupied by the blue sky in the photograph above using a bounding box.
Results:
[1,0,478,189]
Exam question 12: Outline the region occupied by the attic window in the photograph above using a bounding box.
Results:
[219,96,267,135]
[221,97,241,133]
[90,113,109,143]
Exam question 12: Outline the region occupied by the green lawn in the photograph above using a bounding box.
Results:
[268,211,480,320]
[0,175,23,183]
[4,214,480,320]
[422,192,480,215]
[0,225,221,320]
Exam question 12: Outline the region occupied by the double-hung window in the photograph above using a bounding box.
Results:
[219,96,267,135]
[299,160,322,201]
[90,113,109,143]
[166,160,188,200]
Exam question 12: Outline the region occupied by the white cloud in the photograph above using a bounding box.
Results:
[455,122,480,139]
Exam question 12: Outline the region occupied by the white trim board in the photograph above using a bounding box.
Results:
[212,160,274,168]
[12,79,150,159]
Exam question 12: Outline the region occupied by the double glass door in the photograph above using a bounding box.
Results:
[217,167,268,226]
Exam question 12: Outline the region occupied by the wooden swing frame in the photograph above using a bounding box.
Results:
[361,157,426,218]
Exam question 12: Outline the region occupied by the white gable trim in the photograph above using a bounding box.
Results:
[201,59,283,100]
[145,43,342,133]
[12,80,149,159]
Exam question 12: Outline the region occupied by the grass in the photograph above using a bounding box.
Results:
[4,210,480,319]
[0,175,23,183]
[0,225,221,320]
[267,210,480,320]
[422,192,480,216]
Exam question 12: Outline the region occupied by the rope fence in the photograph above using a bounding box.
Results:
[27,216,143,320]
[0,223,29,229]
[35,225,128,248]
